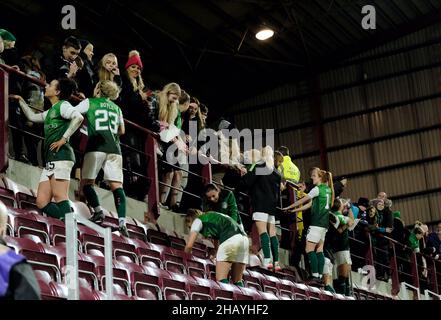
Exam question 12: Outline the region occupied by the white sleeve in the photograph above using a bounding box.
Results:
[60,101,79,119]
[190,219,203,233]
[119,111,124,126]
[74,99,90,115]
[18,99,47,123]
[308,186,319,199]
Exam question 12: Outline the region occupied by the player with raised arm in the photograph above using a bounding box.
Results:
[10,78,83,220]
[283,169,334,284]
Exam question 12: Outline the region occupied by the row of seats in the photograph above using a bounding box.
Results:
[1,176,392,300]
[1,176,210,256]
[5,234,361,300]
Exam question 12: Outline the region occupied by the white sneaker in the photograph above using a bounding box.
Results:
[263,258,273,270]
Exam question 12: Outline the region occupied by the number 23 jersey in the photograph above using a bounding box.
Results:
[76,97,124,155]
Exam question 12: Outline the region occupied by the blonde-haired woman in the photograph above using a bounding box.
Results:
[242,146,282,271]
[97,53,121,86]
[155,83,188,211]
[119,50,152,200]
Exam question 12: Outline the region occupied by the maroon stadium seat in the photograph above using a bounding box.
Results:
[78,225,104,255]
[0,187,17,208]
[139,266,172,299]
[192,240,208,259]
[262,274,287,298]
[40,244,99,290]
[161,275,188,300]
[4,236,61,283]
[169,273,213,300]
[37,280,63,300]
[12,214,50,244]
[32,214,69,246]
[126,238,163,269]
[276,278,296,300]
[71,201,92,220]
[292,282,310,300]
[184,254,207,279]
[116,262,163,299]
[112,234,138,264]
[243,270,263,291]
[146,228,170,246]
[213,282,252,300]
[161,247,187,275]
[320,289,335,300]
[93,258,131,296]
[238,286,263,300]
[258,290,279,300]
[307,285,322,300]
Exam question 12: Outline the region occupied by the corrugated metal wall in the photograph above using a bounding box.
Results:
[228,23,441,226]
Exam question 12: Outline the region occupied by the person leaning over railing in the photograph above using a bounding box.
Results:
[9,78,83,220]
[202,183,245,233]
[156,82,187,211]
[184,209,249,287]
[242,146,282,272]
[0,201,41,300]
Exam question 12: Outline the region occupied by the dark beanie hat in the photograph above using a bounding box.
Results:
[357,197,369,208]
[79,39,91,51]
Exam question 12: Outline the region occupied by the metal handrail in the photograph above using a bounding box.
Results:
[65,212,113,300]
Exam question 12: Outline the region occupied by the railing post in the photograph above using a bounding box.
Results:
[288,186,297,259]
[366,233,375,266]
[201,162,212,186]
[145,133,159,223]
[0,67,9,173]
[389,241,400,295]
[428,257,438,294]
[66,212,114,300]
[410,252,420,290]
[66,212,79,300]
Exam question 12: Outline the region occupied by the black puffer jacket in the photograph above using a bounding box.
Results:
[242,162,281,216]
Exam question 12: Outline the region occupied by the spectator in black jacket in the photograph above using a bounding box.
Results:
[75,39,95,97]
[43,36,81,81]
[119,50,152,200]
[1,29,29,164]
[427,222,441,258]
[242,146,282,271]
[0,201,41,300]
[17,54,46,166]
[0,34,4,64]
[371,198,393,281]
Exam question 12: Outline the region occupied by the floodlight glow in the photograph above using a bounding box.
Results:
[255,28,274,40]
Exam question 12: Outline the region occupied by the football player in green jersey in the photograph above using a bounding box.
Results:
[75,80,129,237]
[10,78,83,220]
[202,183,245,233]
[283,168,334,284]
[329,198,354,296]
[185,209,249,286]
